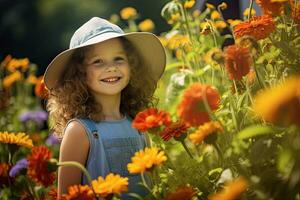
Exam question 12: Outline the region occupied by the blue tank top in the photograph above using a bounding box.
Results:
[69,115,150,200]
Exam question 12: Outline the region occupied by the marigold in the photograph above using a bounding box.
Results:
[120,7,137,20]
[253,76,300,126]
[138,19,155,32]
[224,44,252,80]
[35,76,49,99]
[6,58,29,72]
[209,177,248,200]
[160,121,189,141]
[0,132,33,148]
[27,146,56,187]
[92,173,128,198]
[211,11,221,20]
[3,71,22,88]
[234,15,275,40]
[165,186,197,200]
[62,185,95,200]
[189,121,223,145]
[177,83,220,127]
[184,0,195,9]
[132,108,171,132]
[127,147,167,174]
[256,0,285,15]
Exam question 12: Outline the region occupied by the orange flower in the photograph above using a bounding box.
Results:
[189,121,223,145]
[35,76,49,99]
[224,44,252,80]
[256,0,285,15]
[48,187,59,200]
[165,186,197,200]
[0,132,33,148]
[132,108,171,132]
[290,0,300,22]
[62,185,95,200]
[6,58,29,72]
[138,19,155,32]
[127,147,167,174]
[27,146,56,187]
[2,71,22,88]
[177,83,220,127]
[92,173,128,198]
[160,121,189,141]
[253,76,300,126]
[209,177,248,200]
[120,7,137,20]
[234,15,275,40]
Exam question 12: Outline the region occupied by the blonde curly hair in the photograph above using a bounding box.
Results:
[47,38,157,137]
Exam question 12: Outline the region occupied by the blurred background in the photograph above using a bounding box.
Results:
[0,0,260,75]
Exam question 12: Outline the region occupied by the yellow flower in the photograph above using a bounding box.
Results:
[253,76,300,126]
[227,19,242,27]
[6,58,29,72]
[167,34,190,50]
[215,21,227,29]
[271,0,288,2]
[184,0,196,9]
[127,147,167,174]
[168,13,181,24]
[27,75,38,84]
[243,8,257,17]
[0,132,33,148]
[211,11,221,20]
[158,36,168,47]
[92,173,128,198]
[138,19,155,32]
[192,10,201,17]
[189,121,223,145]
[120,7,137,20]
[3,71,22,88]
[219,2,228,10]
[206,3,216,9]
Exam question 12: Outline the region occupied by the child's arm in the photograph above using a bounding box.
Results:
[57,121,89,196]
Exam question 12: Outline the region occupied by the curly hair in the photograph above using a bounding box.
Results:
[47,37,157,137]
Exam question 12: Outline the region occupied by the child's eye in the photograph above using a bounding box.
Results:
[114,57,126,64]
[92,59,104,65]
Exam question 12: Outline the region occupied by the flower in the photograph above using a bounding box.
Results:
[256,0,285,15]
[253,76,300,126]
[224,44,252,80]
[132,108,171,132]
[177,83,220,127]
[138,19,155,32]
[127,147,167,174]
[234,15,275,40]
[2,71,22,88]
[206,3,216,9]
[46,134,60,146]
[167,34,190,50]
[9,159,28,177]
[189,121,223,145]
[211,11,221,20]
[243,8,256,17]
[92,173,128,198]
[27,146,56,187]
[19,110,48,126]
[5,58,29,72]
[35,76,49,99]
[184,0,195,9]
[62,185,95,200]
[160,121,189,141]
[165,186,197,200]
[215,21,227,29]
[26,74,38,84]
[209,177,248,200]
[0,132,33,148]
[291,0,300,22]
[227,19,242,27]
[168,13,181,24]
[120,7,137,20]
[48,187,58,200]
[204,48,224,65]
[0,163,12,188]
[219,2,228,10]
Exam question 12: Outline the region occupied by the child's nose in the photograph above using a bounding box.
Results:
[105,63,117,72]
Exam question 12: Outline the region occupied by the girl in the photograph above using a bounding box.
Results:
[44,17,166,199]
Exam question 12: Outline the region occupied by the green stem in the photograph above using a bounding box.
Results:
[248,0,254,20]
[180,140,194,159]
[25,178,40,200]
[213,143,224,164]
[179,2,193,41]
[141,173,158,200]
[253,63,264,89]
[245,79,254,106]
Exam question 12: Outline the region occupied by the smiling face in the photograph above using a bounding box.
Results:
[84,38,130,98]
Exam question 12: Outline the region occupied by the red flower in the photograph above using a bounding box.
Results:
[132,108,171,132]
[234,15,276,40]
[224,45,252,80]
[160,121,189,141]
[165,186,197,200]
[256,0,285,15]
[35,76,49,99]
[62,185,95,200]
[177,83,220,127]
[27,146,56,187]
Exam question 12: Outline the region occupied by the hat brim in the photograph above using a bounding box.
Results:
[44,32,166,90]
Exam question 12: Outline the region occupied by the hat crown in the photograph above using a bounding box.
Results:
[69,17,124,48]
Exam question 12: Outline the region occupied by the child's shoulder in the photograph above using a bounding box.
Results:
[61,119,89,146]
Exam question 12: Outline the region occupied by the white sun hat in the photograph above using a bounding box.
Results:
[44,17,166,90]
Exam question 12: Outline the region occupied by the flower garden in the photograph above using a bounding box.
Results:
[1,0,300,199]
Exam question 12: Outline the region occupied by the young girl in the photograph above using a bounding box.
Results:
[44,17,166,199]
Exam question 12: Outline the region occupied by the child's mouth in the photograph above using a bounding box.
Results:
[100,76,122,83]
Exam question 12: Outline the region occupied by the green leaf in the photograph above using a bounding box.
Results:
[237,125,273,139]
[208,167,223,177]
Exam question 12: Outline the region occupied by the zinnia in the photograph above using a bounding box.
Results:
[189,121,223,145]
[234,15,275,40]
[0,132,33,148]
[92,173,128,198]
[209,177,248,200]
[253,76,300,126]
[256,0,285,15]
[165,186,197,200]
[177,83,220,127]
[27,146,56,187]
[132,108,171,132]
[62,185,95,200]
[224,44,252,80]
[127,147,167,174]
[160,121,189,141]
